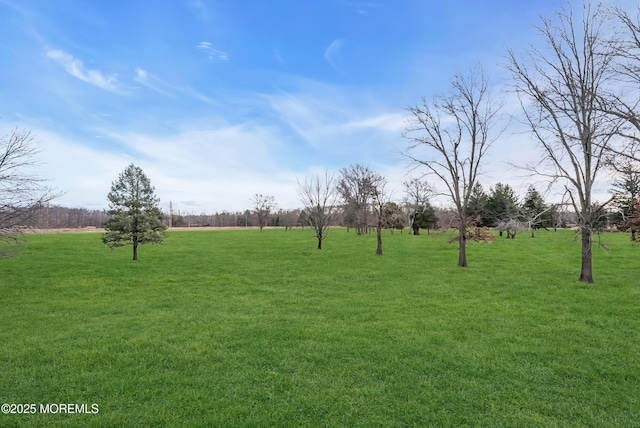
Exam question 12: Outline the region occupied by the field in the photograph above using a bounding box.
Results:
[0,228,639,427]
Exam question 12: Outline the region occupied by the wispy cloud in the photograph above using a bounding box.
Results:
[275,49,286,67]
[324,39,345,75]
[134,67,171,96]
[30,120,305,212]
[46,49,122,93]
[345,113,407,133]
[188,0,210,22]
[345,2,381,15]
[197,42,228,61]
[133,66,217,105]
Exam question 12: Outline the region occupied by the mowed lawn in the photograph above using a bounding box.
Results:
[0,228,638,427]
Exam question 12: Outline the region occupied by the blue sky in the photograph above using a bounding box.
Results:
[0,0,611,213]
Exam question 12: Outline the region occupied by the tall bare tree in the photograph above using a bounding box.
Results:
[252,194,276,233]
[403,66,501,267]
[337,164,380,235]
[402,177,434,233]
[297,171,339,249]
[0,126,56,256]
[370,175,388,255]
[506,1,623,283]
[597,4,640,158]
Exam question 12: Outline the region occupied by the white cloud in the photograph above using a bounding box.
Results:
[275,49,286,66]
[188,0,210,22]
[133,66,217,104]
[46,49,122,93]
[32,122,305,212]
[324,39,345,74]
[197,42,228,61]
[345,113,407,133]
[134,67,171,96]
[345,2,381,15]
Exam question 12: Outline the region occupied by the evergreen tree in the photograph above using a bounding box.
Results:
[102,164,166,261]
[297,210,309,229]
[467,183,490,227]
[522,186,551,236]
[411,203,438,235]
[486,183,519,227]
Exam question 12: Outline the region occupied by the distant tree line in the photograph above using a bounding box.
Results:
[21,175,638,237]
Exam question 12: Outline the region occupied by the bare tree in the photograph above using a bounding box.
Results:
[596,5,640,158]
[337,164,379,235]
[252,194,276,233]
[382,202,406,234]
[506,2,623,283]
[297,171,339,249]
[0,127,56,256]
[403,66,501,267]
[370,175,388,255]
[402,177,434,233]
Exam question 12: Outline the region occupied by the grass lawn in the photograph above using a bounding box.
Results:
[0,228,639,426]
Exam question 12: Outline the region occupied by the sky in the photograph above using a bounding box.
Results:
[0,0,628,213]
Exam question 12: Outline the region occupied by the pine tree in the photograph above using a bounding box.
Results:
[522,186,551,236]
[486,183,519,227]
[467,183,490,227]
[102,164,166,260]
[410,203,438,235]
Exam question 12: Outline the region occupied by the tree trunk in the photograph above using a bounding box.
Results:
[413,228,419,236]
[531,228,535,238]
[632,230,637,241]
[132,242,138,261]
[579,227,594,283]
[458,226,467,267]
[317,230,322,250]
[376,225,383,255]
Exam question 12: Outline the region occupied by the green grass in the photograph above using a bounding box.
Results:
[0,228,639,427]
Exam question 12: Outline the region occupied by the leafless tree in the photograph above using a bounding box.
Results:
[252,194,276,233]
[337,164,380,235]
[496,218,526,239]
[0,127,56,256]
[370,175,388,255]
[382,202,406,234]
[521,204,555,238]
[402,177,435,232]
[403,66,501,267]
[596,4,640,159]
[297,171,339,249]
[506,1,624,283]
